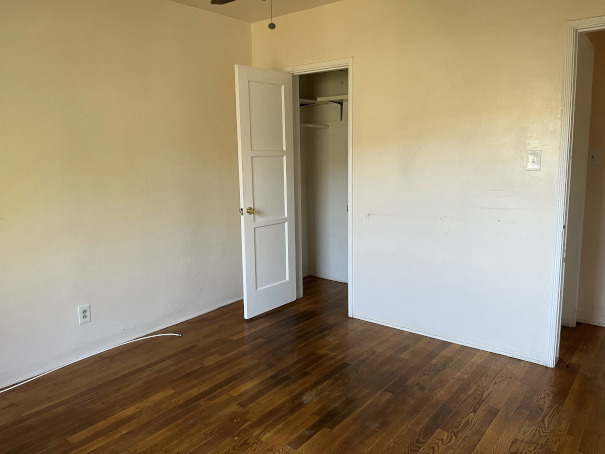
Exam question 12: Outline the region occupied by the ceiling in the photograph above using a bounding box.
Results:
[169,0,344,23]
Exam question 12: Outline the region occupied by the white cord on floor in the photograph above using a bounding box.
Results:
[0,333,182,395]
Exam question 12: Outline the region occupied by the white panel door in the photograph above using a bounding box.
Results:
[235,65,296,319]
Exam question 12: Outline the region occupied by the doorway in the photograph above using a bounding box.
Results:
[299,70,349,289]
[561,32,595,329]
[234,60,353,320]
[563,30,605,330]
[554,20,605,367]
[286,59,354,316]
[575,31,605,328]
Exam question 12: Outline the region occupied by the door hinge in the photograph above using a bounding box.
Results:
[240,208,244,216]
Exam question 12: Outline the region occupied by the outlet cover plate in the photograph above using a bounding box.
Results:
[78,304,91,325]
[526,150,541,171]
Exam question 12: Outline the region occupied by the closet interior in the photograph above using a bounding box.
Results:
[299,69,349,285]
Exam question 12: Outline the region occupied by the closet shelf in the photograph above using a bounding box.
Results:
[300,95,348,120]
[316,95,348,103]
[299,95,348,106]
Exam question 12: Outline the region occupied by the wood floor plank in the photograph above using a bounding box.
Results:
[1,277,604,453]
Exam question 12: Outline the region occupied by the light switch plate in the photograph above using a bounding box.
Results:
[526,150,541,171]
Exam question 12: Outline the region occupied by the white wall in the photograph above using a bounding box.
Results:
[0,0,251,388]
[578,31,605,327]
[252,0,605,365]
[301,100,348,282]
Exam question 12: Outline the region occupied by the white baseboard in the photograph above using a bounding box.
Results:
[0,296,243,391]
[576,318,605,328]
[352,314,548,367]
[307,272,348,284]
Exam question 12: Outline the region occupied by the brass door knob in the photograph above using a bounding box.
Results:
[246,207,256,215]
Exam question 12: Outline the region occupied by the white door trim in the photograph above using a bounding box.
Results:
[284,58,354,317]
[549,16,605,367]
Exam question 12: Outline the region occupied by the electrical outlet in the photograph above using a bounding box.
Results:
[78,304,91,325]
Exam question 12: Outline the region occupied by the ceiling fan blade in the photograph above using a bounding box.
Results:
[210,0,236,4]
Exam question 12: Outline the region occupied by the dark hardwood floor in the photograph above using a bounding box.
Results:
[1,277,604,453]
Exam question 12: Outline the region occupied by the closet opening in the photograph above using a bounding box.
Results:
[298,69,350,298]
[561,30,605,331]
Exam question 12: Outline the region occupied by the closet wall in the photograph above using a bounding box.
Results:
[300,71,348,283]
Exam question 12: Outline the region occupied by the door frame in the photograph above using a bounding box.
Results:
[284,58,354,317]
[560,33,594,329]
[550,16,605,367]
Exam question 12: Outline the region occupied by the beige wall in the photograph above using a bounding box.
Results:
[252,0,605,364]
[0,0,251,387]
[5,0,605,384]
[578,31,605,327]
